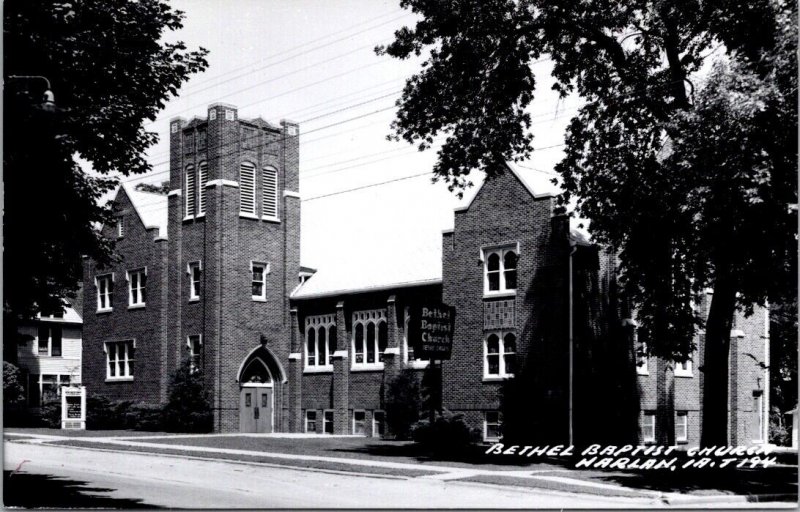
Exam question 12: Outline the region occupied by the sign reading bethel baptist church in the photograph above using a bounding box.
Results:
[407,303,456,360]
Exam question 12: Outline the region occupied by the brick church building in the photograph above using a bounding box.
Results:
[82,103,770,445]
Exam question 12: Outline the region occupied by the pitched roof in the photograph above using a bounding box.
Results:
[119,182,168,239]
[293,161,578,299]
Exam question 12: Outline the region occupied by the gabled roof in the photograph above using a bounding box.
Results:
[37,302,82,324]
[453,161,561,213]
[119,183,168,239]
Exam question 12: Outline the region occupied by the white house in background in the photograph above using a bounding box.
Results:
[16,300,83,407]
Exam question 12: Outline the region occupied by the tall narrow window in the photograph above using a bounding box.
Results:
[183,132,194,154]
[306,328,316,367]
[51,326,62,357]
[676,411,688,442]
[354,323,364,364]
[185,165,196,217]
[486,253,501,291]
[38,326,49,355]
[642,412,656,443]
[188,335,202,373]
[262,167,278,219]
[240,162,256,216]
[127,268,147,307]
[96,274,113,312]
[323,410,334,434]
[251,262,268,300]
[188,261,201,300]
[198,161,208,215]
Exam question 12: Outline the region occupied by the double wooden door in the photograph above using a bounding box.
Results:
[240,386,272,433]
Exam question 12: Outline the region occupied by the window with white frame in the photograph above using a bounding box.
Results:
[642,411,656,443]
[251,262,269,300]
[484,331,516,378]
[373,410,385,438]
[96,274,113,312]
[676,411,688,442]
[305,410,317,433]
[323,410,334,434]
[484,245,518,295]
[352,310,388,369]
[305,314,335,370]
[37,325,62,357]
[262,167,278,219]
[105,340,135,380]
[197,161,208,215]
[29,374,71,406]
[185,164,196,217]
[753,391,765,442]
[127,268,147,307]
[403,307,429,366]
[674,358,693,377]
[187,334,202,373]
[485,411,502,441]
[240,162,256,216]
[188,261,202,300]
[353,410,366,435]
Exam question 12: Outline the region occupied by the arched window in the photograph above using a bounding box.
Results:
[197,161,208,215]
[483,246,519,294]
[484,331,516,378]
[486,253,501,291]
[262,167,278,219]
[239,161,256,215]
[304,314,335,370]
[185,164,196,217]
[354,323,365,364]
[306,328,316,367]
[352,309,388,369]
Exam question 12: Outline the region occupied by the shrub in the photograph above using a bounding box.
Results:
[125,403,164,431]
[39,400,62,428]
[86,395,131,430]
[3,362,26,406]
[384,368,422,439]
[162,358,213,433]
[411,409,480,454]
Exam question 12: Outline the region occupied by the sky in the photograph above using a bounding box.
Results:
[116,0,581,270]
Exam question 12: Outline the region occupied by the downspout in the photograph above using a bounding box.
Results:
[568,239,578,447]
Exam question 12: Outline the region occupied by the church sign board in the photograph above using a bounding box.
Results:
[61,385,86,430]
[407,303,455,360]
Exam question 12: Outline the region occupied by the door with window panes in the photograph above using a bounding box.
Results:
[239,386,272,433]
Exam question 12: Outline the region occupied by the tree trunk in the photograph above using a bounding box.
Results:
[701,265,737,446]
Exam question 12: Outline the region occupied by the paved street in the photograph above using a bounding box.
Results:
[4,440,661,508]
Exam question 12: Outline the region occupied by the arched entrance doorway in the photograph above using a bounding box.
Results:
[237,346,286,433]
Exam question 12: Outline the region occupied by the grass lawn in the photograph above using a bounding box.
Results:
[136,435,564,471]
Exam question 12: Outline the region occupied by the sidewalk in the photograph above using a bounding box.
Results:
[5,431,797,505]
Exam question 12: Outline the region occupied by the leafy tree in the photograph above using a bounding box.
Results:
[135,181,171,195]
[3,0,208,350]
[379,0,796,445]
[3,362,26,406]
[162,358,213,433]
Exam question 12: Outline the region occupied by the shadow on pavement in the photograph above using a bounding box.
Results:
[3,470,160,508]
[596,467,798,500]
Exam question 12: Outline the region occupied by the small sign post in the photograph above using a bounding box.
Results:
[61,385,86,430]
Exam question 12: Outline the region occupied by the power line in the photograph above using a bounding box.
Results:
[176,9,408,93]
